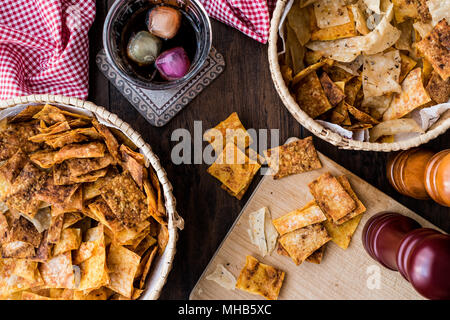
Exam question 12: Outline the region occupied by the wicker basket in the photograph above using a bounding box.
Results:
[0,94,184,300]
[268,0,450,152]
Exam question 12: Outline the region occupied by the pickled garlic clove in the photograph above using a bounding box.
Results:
[155,47,191,80]
[147,6,182,40]
[127,31,162,66]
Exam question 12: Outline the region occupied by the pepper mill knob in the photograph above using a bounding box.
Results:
[362,212,450,300]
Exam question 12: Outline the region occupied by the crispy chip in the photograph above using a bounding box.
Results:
[392,0,418,23]
[313,0,350,29]
[100,172,149,228]
[35,175,80,206]
[399,53,418,82]
[426,0,450,26]
[351,4,370,35]
[39,252,75,289]
[272,201,326,236]
[9,105,44,123]
[235,255,285,300]
[294,72,334,119]
[345,76,362,105]
[311,6,357,41]
[54,142,106,164]
[44,127,102,149]
[28,121,71,143]
[320,72,346,106]
[138,245,158,290]
[92,119,121,163]
[120,145,145,188]
[207,143,260,195]
[47,214,64,244]
[291,60,332,86]
[305,245,326,264]
[204,112,253,152]
[308,172,356,222]
[0,121,42,161]
[1,241,35,259]
[324,214,363,249]
[416,19,450,80]
[8,216,42,248]
[53,228,82,256]
[287,0,311,46]
[383,68,432,120]
[369,118,424,142]
[362,50,402,97]
[279,224,331,265]
[107,244,141,298]
[0,149,28,201]
[426,71,450,103]
[33,105,67,124]
[335,176,366,224]
[264,137,322,179]
[347,104,380,125]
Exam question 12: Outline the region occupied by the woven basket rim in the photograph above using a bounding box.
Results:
[0,94,183,300]
[268,0,450,152]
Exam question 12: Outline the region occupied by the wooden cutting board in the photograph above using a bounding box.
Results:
[190,151,443,300]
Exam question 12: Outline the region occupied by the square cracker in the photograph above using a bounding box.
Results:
[335,175,366,224]
[416,19,450,80]
[295,71,333,119]
[272,201,326,235]
[264,137,322,180]
[107,244,141,298]
[279,223,331,265]
[100,172,149,228]
[308,172,356,222]
[204,112,253,152]
[324,214,363,249]
[235,255,285,300]
[39,251,75,289]
[207,143,260,195]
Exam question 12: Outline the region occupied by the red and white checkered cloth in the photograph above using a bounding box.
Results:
[199,0,277,44]
[0,0,95,100]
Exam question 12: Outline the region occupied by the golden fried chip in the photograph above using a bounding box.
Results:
[78,225,109,291]
[33,104,67,124]
[305,245,326,264]
[287,0,311,46]
[53,142,106,164]
[0,260,43,298]
[235,255,285,300]
[264,137,322,180]
[426,71,450,103]
[157,224,169,255]
[44,127,102,149]
[8,216,42,247]
[207,143,260,195]
[335,176,366,224]
[10,259,39,281]
[0,150,28,201]
[29,150,57,169]
[28,121,71,143]
[392,0,418,23]
[286,21,306,74]
[149,168,166,216]
[139,245,158,290]
[399,53,418,83]
[0,121,42,161]
[53,228,82,256]
[347,104,380,125]
[204,112,253,152]
[1,241,35,259]
[47,213,64,244]
[370,118,425,142]
[51,187,83,216]
[295,71,334,119]
[9,105,44,123]
[344,76,362,106]
[39,252,75,289]
[308,172,356,222]
[120,144,145,188]
[272,201,326,236]
[311,7,357,41]
[324,214,363,249]
[35,175,80,205]
[416,19,450,80]
[319,72,346,106]
[383,68,432,120]
[313,0,351,29]
[92,119,121,163]
[100,172,149,228]
[107,244,141,298]
[134,235,157,257]
[5,162,46,217]
[53,154,113,185]
[63,212,83,229]
[291,59,332,86]
[279,224,331,265]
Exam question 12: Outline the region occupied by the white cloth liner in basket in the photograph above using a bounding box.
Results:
[0,94,184,300]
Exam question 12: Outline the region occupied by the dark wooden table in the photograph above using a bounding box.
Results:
[90,0,449,300]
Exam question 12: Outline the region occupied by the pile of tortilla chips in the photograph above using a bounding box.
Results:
[282,0,450,143]
[0,104,168,300]
[205,113,262,200]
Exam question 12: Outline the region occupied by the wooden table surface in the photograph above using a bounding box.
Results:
[90,1,449,300]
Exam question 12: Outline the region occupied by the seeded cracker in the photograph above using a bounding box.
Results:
[308,172,356,222]
[235,255,285,300]
[264,137,322,180]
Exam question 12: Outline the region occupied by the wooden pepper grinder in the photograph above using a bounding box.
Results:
[362,212,450,300]
[387,148,450,206]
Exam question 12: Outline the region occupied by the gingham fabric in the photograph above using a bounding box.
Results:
[199,0,277,43]
[0,0,95,100]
